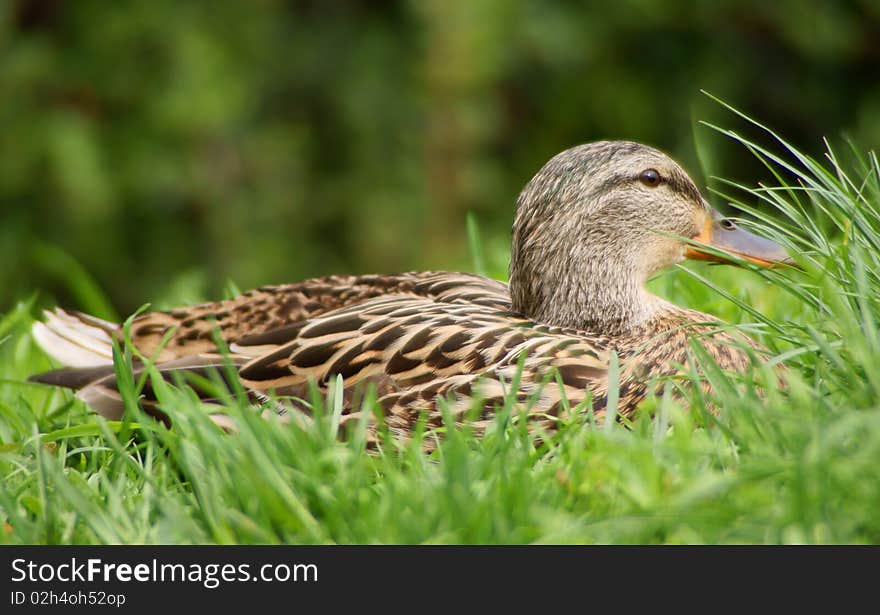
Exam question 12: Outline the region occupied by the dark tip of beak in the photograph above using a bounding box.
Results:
[686,209,796,269]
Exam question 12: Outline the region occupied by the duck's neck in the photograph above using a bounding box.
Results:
[510,257,671,336]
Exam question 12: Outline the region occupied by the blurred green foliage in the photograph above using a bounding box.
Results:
[2,0,879,315]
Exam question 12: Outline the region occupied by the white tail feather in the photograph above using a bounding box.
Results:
[32,309,117,368]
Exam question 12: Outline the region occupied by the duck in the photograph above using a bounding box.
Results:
[30,141,793,439]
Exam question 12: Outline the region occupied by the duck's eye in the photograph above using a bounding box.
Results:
[639,168,662,187]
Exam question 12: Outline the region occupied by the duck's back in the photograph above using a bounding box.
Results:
[126,271,513,361]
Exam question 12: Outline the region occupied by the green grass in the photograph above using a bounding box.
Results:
[3,109,880,544]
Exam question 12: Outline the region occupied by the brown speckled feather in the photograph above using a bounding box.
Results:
[233,293,759,438]
[129,272,509,361]
[31,271,762,440]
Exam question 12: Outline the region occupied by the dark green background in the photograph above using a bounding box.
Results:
[2,0,878,315]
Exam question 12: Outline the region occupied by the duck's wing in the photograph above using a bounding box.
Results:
[234,295,616,436]
[127,271,511,361]
[30,271,509,369]
[29,272,516,421]
[35,291,616,432]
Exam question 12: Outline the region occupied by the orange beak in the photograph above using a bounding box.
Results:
[685,208,795,268]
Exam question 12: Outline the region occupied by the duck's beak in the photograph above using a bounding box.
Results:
[685,207,794,267]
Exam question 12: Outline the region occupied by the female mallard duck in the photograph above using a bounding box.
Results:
[31,141,791,437]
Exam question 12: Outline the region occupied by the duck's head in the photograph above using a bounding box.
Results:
[508,141,792,334]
